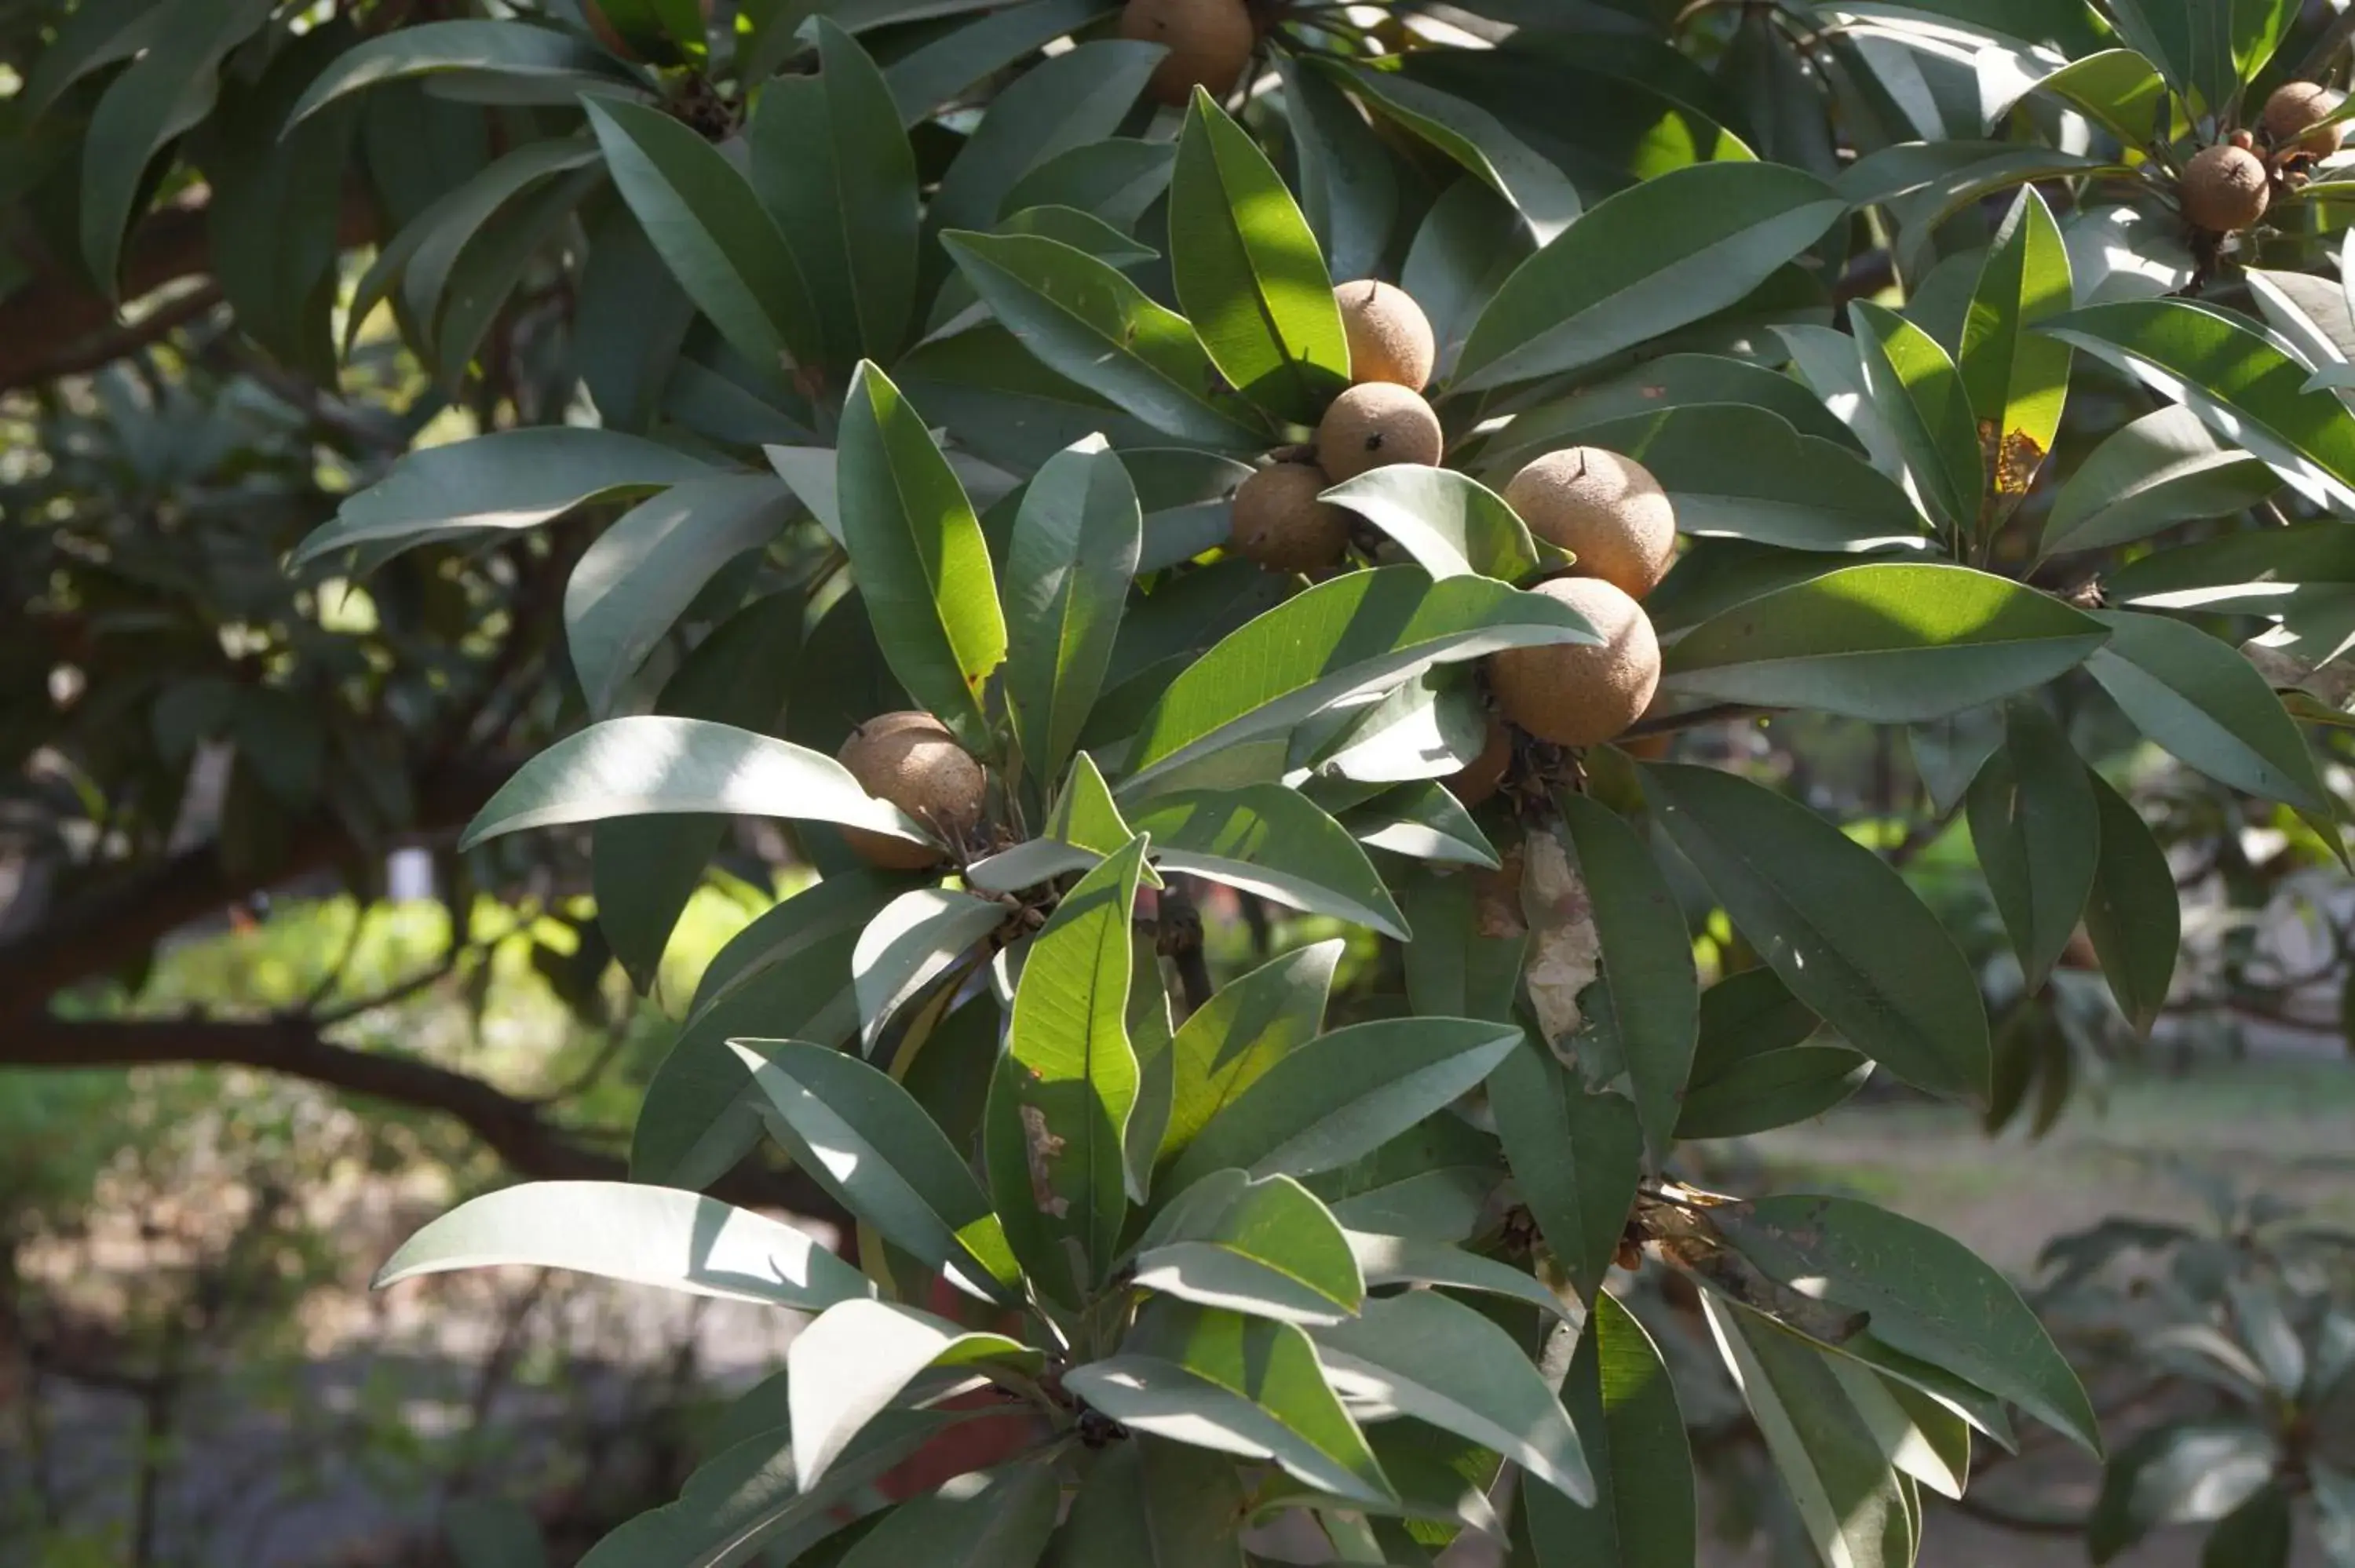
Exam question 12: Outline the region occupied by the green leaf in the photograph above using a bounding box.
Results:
[1959,186,2072,519]
[1678,967,1868,1139]
[1403,179,1535,383]
[2041,299,2355,511]
[984,837,1148,1303]
[1342,779,1499,868]
[1325,62,1582,244]
[287,20,646,126]
[1127,447,1258,571]
[1280,55,1398,283]
[585,97,822,382]
[1524,1291,1695,1568]
[1050,1435,1248,1568]
[851,889,1006,1050]
[1163,1018,1522,1195]
[1701,1294,1914,1568]
[1717,1193,2101,1453]
[1289,668,1487,786]
[1851,300,1983,533]
[733,1038,1020,1301]
[747,20,920,373]
[1133,1169,1365,1325]
[837,360,1009,750]
[2101,520,2355,636]
[2200,1484,2293,1568]
[632,870,914,1188]
[1005,436,1142,789]
[1838,140,2122,234]
[1487,1039,1642,1303]
[22,0,167,122]
[1315,1294,1594,1504]
[1076,1300,1393,1504]
[1659,563,2108,723]
[2088,1422,2275,1563]
[788,1300,1039,1486]
[883,0,1108,126]
[1643,763,1990,1099]
[1454,161,1843,391]
[2083,610,2332,815]
[2083,770,2180,1035]
[927,39,1167,235]
[838,1463,1061,1568]
[940,231,1267,450]
[444,1498,547,1568]
[1170,89,1349,422]
[1484,353,1863,469]
[1119,567,1597,792]
[1346,1231,1575,1321]
[375,1181,871,1310]
[1396,861,1524,1025]
[1967,698,2099,990]
[1046,750,1137,858]
[1002,137,1177,233]
[1130,785,1409,939]
[565,476,795,717]
[429,162,604,386]
[2039,406,2280,560]
[458,717,939,851]
[2311,1463,2355,1568]
[1320,465,1547,582]
[1556,792,1697,1154]
[1158,940,1342,1174]
[2029,49,2173,145]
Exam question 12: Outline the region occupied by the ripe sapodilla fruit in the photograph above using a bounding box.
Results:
[837,712,985,870]
[1488,578,1661,748]
[1230,461,1349,572]
[1317,382,1443,481]
[1334,279,1436,390]
[1120,0,1257,109]
[2262,81,2346,155]
[2180,144,2270,232]
[1504,447,1678,601]
[1445,714,1513,808]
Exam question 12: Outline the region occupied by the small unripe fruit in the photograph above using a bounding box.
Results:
[2181,144,2270,232]
[837,712,985,870]
[1333,279,1436,390]
[1316,382,1442,481]
[1445,714,1513,808]
[2261,82,2345,155]
[1119,0,1256,109]
[1230,461,1349,573]
[1488,578,1661,748]
[1503,447,1678,601]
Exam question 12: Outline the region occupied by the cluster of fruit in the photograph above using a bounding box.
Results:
[2181,80,2345,232]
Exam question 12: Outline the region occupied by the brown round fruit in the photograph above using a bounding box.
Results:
[1119,0,1257,109]
[1488,578,1661,748]
[1333,279,1436,390]
[2261,81,2345,155]
[2181,143,2271,232]
[1445,714,1513,808]
[1503,447,1678,601]
[1316,382,1443,481]
[1230,461,1349,573]
[837,712,986,870]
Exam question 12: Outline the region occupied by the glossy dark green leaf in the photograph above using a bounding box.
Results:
[787,1300,1039,1486]
[1289,668,1488,786]
[1968,698,2098,990]
[1280,55,1397,283]
[1313,1291,1592,1503]
[1005,436,1141,789]
[1718,1193,2101,1453]
[2084,610,2332,815]
[837,360,1009,750]
[2200,1484,2293,1568]
[747,20,920,372]
[1157,939,1341,1174]
[1555,793,1697,1152]
[1133,1168,1364,1324]
[1324,61,1580,244]
[1660,563,2107,722]
[375,1181,871,1310]
[1346,1231,1573,1321]
[1484,353,1862,472]
[882,0,1107,126]
[2039,406,2279,560]
[1071,1300,1393,1505]
[1050,1434,1247,1568]
[2083,769,2180,1035]
[1000,138,1177,232]
[1851,300,1982,533]
[586,97,823,381]
[837,1462,1061,1568]
[984,837,1148,1303]
[1675,966,1867,1138]
[1455,161,1842,391]
[941,231,1266,450]
[1959,186,2072,519]
[22,0,167,121]
[1320,465,1547,582]
[1119,568,1596,792]
[734,1038,1021,1301]
[1163,1017,1522,1196]
[1342,779,1499,868]
[926,39,1166,235]
[895,325,1164,473]
[1132,784,1408,938]
[1170,89,1349,422]
[1644,763,1989,1099]
[1839,140,2120,234]
[1524,1291,1695,1568]
[2028,48,2171,144]
[1488,1037,1642,1303]
[850,889,1006,1049]
[1402,179,1534,382]
[288,19,646,126]
[2088,1422,2276,1563]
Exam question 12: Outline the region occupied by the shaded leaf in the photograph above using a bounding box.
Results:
[2039,406,2279,559]
[1320,465,1547,582]
[1959,186,2072,518]
[289,19,644,126]
[1049,1434,1248,1568]
[1005,436,1142,789]
[1967,698,2099,990]
[1851,299,1982,532]
[1132,785,1408,938]
[836,1462,1062,1568]
[788,1300,1038,1486]
[2088,1422,2276,1563]
[1133,1168,1365,1325]
[1524,1291,1696,1568]
[851,889,1006,1050]
[2083,769,2180,1034]
[1158,940,1341,1173]
[1327,61,1581,243]
[1280,54,1398,283]
[1488,1037,1642,1303]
